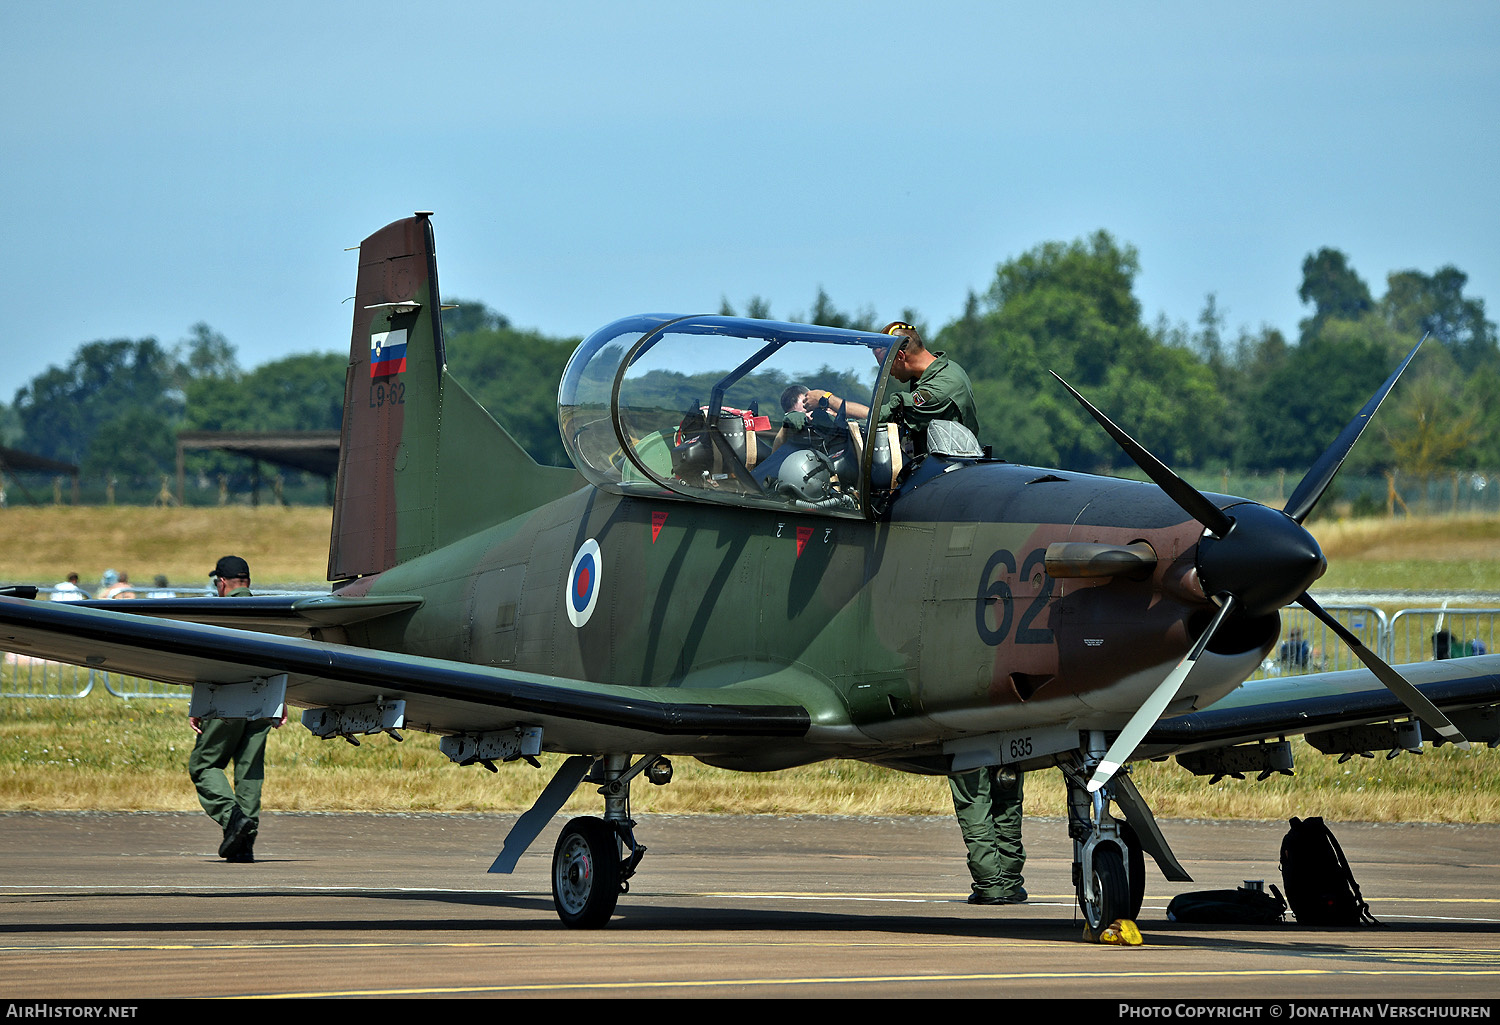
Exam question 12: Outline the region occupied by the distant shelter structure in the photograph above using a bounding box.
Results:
[0,447,80,505]
[175,430,340,506]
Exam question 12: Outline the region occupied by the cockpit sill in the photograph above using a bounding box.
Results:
[558,314,998,520]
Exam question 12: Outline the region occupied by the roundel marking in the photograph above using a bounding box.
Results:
[566,538,602,627]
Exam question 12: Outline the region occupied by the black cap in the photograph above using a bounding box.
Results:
[211,556,250,581]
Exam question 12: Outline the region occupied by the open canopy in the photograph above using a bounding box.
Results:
[558,315,908,518]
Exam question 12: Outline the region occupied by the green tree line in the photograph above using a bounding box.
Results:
[1,231,1493,504]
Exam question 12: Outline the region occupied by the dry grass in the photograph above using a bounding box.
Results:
[1310,514,1500,593]
[1312,513,1500,562]
[0,506,333,588]
[5,689,1500,822]
[0,688,959,816]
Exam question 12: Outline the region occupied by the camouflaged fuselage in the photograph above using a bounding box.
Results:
[336,460,1273,767]
[324,214,1274,770]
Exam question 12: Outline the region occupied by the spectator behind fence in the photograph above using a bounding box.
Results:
[51,573,88,601]
[1279,628,1311,670]
[99,571,136,600]
[1434,630,1488,659]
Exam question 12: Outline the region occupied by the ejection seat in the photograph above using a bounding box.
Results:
[850,421,904,492]
[670,408,769,494]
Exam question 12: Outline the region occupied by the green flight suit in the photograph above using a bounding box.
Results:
[189,716,274,828]
[949,766,1026,901]
[880,352,980,440]
[187,584,274,830]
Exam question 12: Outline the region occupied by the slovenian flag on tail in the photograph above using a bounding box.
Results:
[370,329,408,377]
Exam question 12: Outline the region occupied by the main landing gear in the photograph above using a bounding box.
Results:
[1060,732,1146,936]
[549,753,667,928]
[552,817,629,928]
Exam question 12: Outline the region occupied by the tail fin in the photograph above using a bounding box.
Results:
[328,213,582,583]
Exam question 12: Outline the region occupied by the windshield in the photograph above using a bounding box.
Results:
[559,315,902,518]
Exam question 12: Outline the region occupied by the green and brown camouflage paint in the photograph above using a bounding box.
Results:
[327,215,1273,768]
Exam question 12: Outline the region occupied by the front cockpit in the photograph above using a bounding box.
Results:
[559,315,934,518]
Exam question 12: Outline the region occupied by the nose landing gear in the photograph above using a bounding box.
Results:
[1061,733,1146,937]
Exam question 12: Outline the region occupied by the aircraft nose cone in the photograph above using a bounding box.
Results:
[1196,502,1326,617]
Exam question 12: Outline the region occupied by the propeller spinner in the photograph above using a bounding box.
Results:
[1053,338,1467,794]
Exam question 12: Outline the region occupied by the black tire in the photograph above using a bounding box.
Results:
[552,817,621,929]
[1077,843,1130,934]
[1121,821,1147,920]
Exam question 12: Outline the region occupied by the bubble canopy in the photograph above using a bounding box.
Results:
[558,315,905,518]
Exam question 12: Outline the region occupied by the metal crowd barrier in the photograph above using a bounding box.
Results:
[0,658,182,700]
[101,672,190,700]
[1388,609,1497,664]
[0,656,96,698]
[1247,604,1386,681]
[4,587,223,700]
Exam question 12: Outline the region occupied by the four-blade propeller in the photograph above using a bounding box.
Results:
[1053,337,1468,794]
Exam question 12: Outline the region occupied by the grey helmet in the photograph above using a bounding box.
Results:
[772,448,836,502]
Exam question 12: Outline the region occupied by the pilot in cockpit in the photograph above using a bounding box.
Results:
[772,382,839,448]
[748,380,857,506]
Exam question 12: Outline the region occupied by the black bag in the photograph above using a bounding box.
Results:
[1279,816,1379,926]
[1167,885,1287,924]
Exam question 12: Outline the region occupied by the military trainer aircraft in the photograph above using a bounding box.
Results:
[4,213,1500,936]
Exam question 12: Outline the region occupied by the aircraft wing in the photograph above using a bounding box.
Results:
[0,597,813,754]
[1141,654,1500,757]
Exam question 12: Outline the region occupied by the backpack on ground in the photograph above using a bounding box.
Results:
[1167,884,1287,925]
[1278,816,1379,926]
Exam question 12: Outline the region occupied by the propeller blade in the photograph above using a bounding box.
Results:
[1058,339,1443,789]
[1297,591,1470,748]
[1281,338,1425,524]
[1051,372,1234,537]
[1088,594,1239,793]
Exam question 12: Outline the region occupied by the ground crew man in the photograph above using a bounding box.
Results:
[809,321,1019,900]
[950,766,1027,904]
[804,321,980,452]
[188,555,281,863]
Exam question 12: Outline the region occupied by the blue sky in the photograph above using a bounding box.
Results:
[2,1,1496,403]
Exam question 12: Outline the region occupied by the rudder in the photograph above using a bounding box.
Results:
[329,213,582,583]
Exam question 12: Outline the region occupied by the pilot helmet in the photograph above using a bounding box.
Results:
[773,448,835,502]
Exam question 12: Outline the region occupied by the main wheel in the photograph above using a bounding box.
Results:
[552,817,621,928]
[1077,843,1130,933]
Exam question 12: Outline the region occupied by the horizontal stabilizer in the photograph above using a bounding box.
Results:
[65,594,424,632]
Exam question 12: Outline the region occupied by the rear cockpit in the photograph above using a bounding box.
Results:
[559,315,924,518]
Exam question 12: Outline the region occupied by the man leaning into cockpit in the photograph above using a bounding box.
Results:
[802,321,979,452]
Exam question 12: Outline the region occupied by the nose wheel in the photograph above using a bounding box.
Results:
[1063,739,1146,938]
[1077,842,1130,932]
